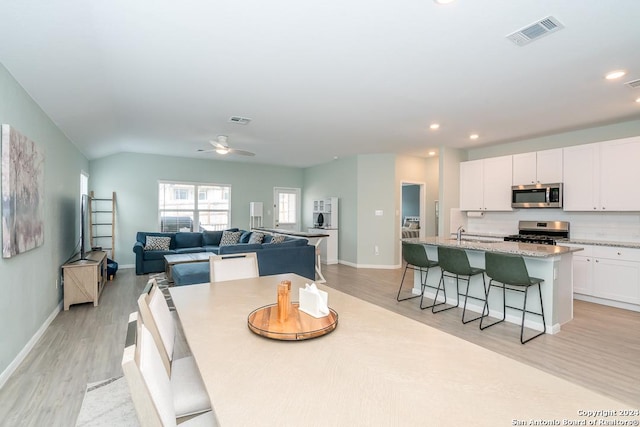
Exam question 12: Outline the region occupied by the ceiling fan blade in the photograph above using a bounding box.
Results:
[228,148,255,156]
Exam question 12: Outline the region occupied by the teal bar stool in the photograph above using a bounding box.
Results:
[396,242,441,309]
[480,252,546,344]
[432,246,487,324]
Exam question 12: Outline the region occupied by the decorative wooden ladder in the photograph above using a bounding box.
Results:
[89,191,116,261]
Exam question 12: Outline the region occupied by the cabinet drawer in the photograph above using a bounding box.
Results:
[593,246,640,262]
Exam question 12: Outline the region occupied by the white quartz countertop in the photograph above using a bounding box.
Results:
[445,232,640,250]
[563,239,640,249]
[404,236,582,258]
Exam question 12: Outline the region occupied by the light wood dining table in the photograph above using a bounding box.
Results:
[169,273,632,427]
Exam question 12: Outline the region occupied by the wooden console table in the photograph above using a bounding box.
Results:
[62,251,107,310]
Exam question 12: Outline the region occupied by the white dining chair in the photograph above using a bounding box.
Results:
[209,252,259,283]
[137,279,211,418]
[122,317,217,427]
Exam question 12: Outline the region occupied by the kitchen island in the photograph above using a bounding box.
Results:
[404,237,582,334]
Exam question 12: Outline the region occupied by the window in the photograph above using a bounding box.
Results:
[159,182,231,232]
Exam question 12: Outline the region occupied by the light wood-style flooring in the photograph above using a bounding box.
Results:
[0,264,638,426]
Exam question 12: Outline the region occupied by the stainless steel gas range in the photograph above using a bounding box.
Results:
[504,220,570,245]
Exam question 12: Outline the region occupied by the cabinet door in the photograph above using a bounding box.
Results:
[572,255,593,295]
[483,156,513,211]
[599,137,640,211]
[536,148,563,184]
[592,258,640,304]
[562,143,599,211]
[512,152,537,185]
[460,159,484,211]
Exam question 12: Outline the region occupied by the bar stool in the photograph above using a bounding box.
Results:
[432,246,487,324]
[396,242,441,309]
[480,252,546,344]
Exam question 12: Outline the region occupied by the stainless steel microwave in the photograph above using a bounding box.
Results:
[511,183,563,208]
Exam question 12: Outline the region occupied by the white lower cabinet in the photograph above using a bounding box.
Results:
[565,244,640,310]
[308,228,338,265]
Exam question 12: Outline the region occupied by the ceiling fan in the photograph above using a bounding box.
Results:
[198,135,255,157]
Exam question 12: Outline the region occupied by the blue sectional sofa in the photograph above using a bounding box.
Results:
[132,229,316,281]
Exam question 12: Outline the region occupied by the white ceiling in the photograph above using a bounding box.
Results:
[1,0,639,168]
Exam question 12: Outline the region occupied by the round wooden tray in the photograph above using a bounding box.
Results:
[247,303,338,341]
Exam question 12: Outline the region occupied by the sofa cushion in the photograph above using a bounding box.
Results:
[202,230,224,246]
[175,247,205,254]
[202,228,240,246]
[218,243,263,255]
[269,234,287,244]
[143,249,175,260]
[175,232,203,249]
[248,232,265,244]
[240,231,252,243]
[220,230,242,246]
[145,236,171,251]
[262,238,307,249]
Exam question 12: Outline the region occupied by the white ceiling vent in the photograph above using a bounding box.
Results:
[506,16,564,46]
[625,79,640,89]
[228,116,252,125]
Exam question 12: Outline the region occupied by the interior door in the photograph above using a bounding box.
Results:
[273,188,301,231]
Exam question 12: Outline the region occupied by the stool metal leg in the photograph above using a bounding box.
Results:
[397,263,422,302]
[479,280,507,330]
[520,283,546,344]
[432,272,460,314]
[461,273,489,324]
[419,267,447,310]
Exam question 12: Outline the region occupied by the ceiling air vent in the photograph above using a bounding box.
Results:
[228,116,252,125]
[625,79,640,89]
[506,16,564,46]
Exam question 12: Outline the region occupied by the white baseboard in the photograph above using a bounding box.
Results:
[0,301,62,389]
[337,260,401,269]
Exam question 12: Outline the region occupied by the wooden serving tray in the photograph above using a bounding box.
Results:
[247,303,338,341]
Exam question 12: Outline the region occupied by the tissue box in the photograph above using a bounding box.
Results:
[299,287,329,318]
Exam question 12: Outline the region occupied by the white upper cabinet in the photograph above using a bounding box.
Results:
[460,156,513,211]
[512,148,563,185]
[599,137,640,211]
[563,136,640,211]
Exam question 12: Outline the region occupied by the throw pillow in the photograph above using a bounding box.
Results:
[270,234,286,244]
[248,232,265,244]
[144,236,171,251]
[219,230,242,246]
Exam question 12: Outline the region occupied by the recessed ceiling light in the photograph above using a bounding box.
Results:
[636,97,640,103]
[605,70,626,80]
[429,123,440,130]
[428,151,436,156]
[434,0,455,4]
[469,134,479,140]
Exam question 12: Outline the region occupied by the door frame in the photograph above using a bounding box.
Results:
[273,187,302,231]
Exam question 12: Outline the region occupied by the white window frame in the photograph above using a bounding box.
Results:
[158,181,232,232]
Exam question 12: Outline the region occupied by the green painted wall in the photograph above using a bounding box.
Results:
[89,152,304,267]
[303,157,358,264]
[357,154,396,267]
[0,64,88,378]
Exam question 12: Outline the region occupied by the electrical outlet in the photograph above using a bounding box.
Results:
[55,278,59,289]
[374,245,379,255]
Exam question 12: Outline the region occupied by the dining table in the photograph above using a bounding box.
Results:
[169,273,632,427]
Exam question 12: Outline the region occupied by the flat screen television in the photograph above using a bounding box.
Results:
[80,193,92,260]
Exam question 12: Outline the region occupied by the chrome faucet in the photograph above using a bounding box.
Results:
[456,226,465,242]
